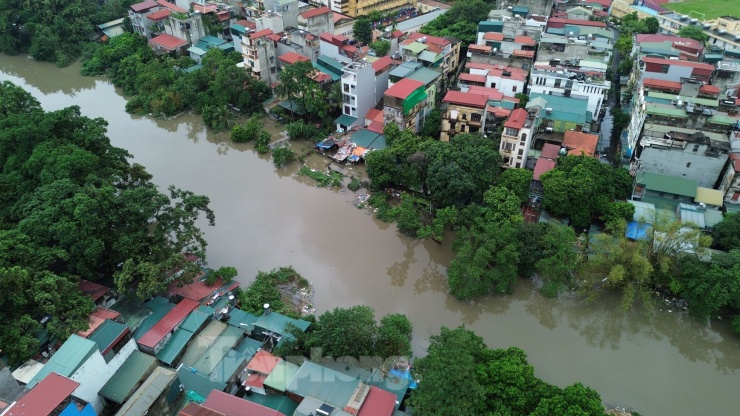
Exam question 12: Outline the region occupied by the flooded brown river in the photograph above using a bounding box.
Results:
[2,54,739,415]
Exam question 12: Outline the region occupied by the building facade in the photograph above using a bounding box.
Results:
[499,107,539,168]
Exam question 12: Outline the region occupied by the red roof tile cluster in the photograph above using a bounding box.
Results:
[192,3,218,13]
[541,143,561,160]
[8,373,79,416]
[204,389,285,416]
[468,85,504,100]
[512,49,535,58]
[642,56,714,70]
[468,44,492,53]
[563,130,599,157]
[301,6,332,19]
[138,299,198,348]
[699,84,720,95]
[79,280,111,302]
[391,30,405,38]
[147,9,171,21]
[157,0,187,12]
[250,29,274,40]
[459,72,487,84]
[487,105,512,118]
[267,33,282,42]
[642,78,682,92]
[237,19,256,30]
[466,62,527,81]
[504,108,527,129]
[367,121,385,134]
[217,10,230,22]
[385,78,424,99]
[279,52,310,65]
[372,56,394,73]
[730,153,740,173]
[167,275,223,301]
[635,34,702,51]
[247,350,282,375]
[357,386,396,416]
[150,34,189,50]
[442,91,488,109]
[78,308,121,338]
[546,18,607,28]
[483,32,505,41]
[179,403,225,416]
[130,0,158,13]
[514,35,536,46]
[407,32,451,47]
[534,158,557,180]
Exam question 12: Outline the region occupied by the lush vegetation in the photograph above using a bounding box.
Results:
[619,12,660,35]
[273,305,413,360]
[238,266,310,318]
[0,82,215,364]
[82,33,271,125]
[274,60,339,125]
[410,326,607,415]
[678,25,710,43]
[353,17,373,45]
[664,0,740,21]
[419,0,493,45]
[0,0,138,66]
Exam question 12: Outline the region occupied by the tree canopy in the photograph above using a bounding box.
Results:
[419,0,492,45]
[678,25,709,42]
[0,82,215,363]
[712,212,740,251]
[353,17,373,45]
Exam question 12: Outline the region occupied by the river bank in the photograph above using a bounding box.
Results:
[2,54,740,415]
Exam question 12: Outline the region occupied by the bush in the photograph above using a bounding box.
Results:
[348,178,362,191]
[272,147,296,168]
[231,125,249,142]
[255,131,271,153]
[299,166,342,187]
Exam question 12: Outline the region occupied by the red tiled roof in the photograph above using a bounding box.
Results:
[372,56,394,73]
[247,350,282,375]
[342,44,358,53]
[468,85,504,101]
[563,130,599,157]
[459,72,487,83]
[514,35,536,46]
[301,6,332,19]
[168,274,222,301]
[486,105,512,118]
[547,18,606,28]
[217,11,230,22]
[243,373,267,389]
[147,9,171,21]
[642,78,682,91]
[635,34,702,50]
[79,280,110,302]
[504,108,527,129]
[642,56,714,70]
[392,30,405,38]
[468,44,492,53]
[319,32,334,43]
[250,29,273,39]
[305,34,315,40]
[179,403,225,416]
[237,19,256,30]
[512,49,535,58]
[309,71,331,83]
[279,52,310,64]
[267,33,282,42]
[534,158,557,180]
[385,78,424,99]
[366,109,382,122]
[138,299,198,348]
[192,3,218,13]
[588,0,612,8]
[699,84,720,94]
[483,32,504,41]
[335,34,349,42]
[408,32,450,47]
[541,143,561,159]
[367,120,385,134]
[157,0,187,12]
[442,91,488,108]
[357,386,396,416]
[150,34,189,50]
[8,373,79,416]
[130,0,158,12]
[204,390,285,416]
[78,308,121,338]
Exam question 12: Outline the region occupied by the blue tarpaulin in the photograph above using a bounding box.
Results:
[389,368,418,389]
[625,222,651,241]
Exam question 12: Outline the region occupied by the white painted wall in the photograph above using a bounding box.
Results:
[71,339,136,414]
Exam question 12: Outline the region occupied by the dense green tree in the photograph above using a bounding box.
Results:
[712,212,740,251]
[353,17,373,45]
[531,383,608,416]
[396,194,423,237]
[370,39,391,56]
[419,108,442,139]
[670,250,740,321]
[536,222,579,297]
[255,130,271,153]
[376,313,413,358]
[496,168,533,204]
[411,326,488,415]
[311,306,379,358]
[678,25,709,42]
[420,0,493,45]
[644,17,660,34]
[614,33,634,56]
[206,266,238,285]
[602,201,635,232]
[272,146,296,169]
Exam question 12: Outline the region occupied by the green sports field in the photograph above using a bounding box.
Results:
[663,0,740,21]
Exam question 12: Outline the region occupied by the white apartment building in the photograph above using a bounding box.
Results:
[337,57,394,131]
[528,68,610,122]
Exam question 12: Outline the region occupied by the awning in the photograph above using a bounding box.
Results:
[335,114,358,127]
[695,187,723,206]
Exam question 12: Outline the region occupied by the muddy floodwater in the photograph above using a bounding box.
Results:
[2,54,739,415]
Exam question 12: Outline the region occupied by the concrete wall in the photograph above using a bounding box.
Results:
[642,65,693,83]
[639,147,729,188]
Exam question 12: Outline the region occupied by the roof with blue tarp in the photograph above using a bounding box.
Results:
[625,222,652,240]
[155,327,195,366]
[59,402,97,416]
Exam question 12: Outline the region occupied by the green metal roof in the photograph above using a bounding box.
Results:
[637,172,697,197]
[264,360,300,392]
[155,328,195,366]
[246,394,299,415]
[645,104,687,118]
[418,50,442,64]
[528,93,589,125]
[133,297,175,341]
[226,308,258,329]
[351,129,383,148]
[478,21,503,33]
[254,312,311,338]
[312,62,341,81]
[647,92,718,107]
[209,337,261,384]
[402,42,428,54]
[116,366,177,416]
[707,114,735,125]
[88,320,128,353]
[193,326,243,374]
[188,46,207,56]
[27,335,97,388]
[316,55,344,76]
[99,350,157,404]
[180,310,211,333]
[177,365,226,398]
[336,114,358,127]
[286,361,362,408]
[180,320,228,367]
[407,67,442,86]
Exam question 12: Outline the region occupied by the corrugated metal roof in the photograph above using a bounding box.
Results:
[645,104,688,118]
[287,361,362,408]
[629,200,657,224]
[208,337,262,384]
[138,298,198,348]
[385,78,424,99]
[695,187,723,206]
[193,326,243,374]
[406,67,442,86]
[177,363,226,398]
[132,297,175,340]
[9,373,80,416]
[27,335,97,388]
[178,403,225,416]
[264,360,300,392]
[88,319,129,354]
[115,366,177,416]
[357,386,396,416]
[204,390,285,416]
[254,312,311,337]
[181,320,228,367]
[99,350,157,404]
[226,308,258,329]
[156,328,195,366]
[248,350,282,375]
[180,310,212,333]
[245,394,298,415]
[637,172,697,197]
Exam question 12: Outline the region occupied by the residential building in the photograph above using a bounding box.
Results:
[242,29,280,85]
[562,130,599,157]
[201,389,287,416]
[401,32,461,87]
[79,280,117,309]
[155,308,213,367]
[526,92,591,133]
[565,6,593,21]
[263,360,301,394]
[632,172,698,211]
[327,0,417,18]
[337,57,393,131]
[27,334,136,414]
[634,123,730,188]
[528,66,610,121]
[334,12,355,39]
[722,152,740,212]
[639,56,715,83]
[656,13,740,58]
[440,91,489,141]
[462,62,527,96]
[389,61,442,118]
[2,373,80,416]
[243,350,282,395]
[357,386,396,416]
[115,366,178,416]
[609,0,657,21]
[98,350,157,406]
[136,298,198,355]
[286,361,364,409]
[500,107,539,168]
[533,143,561,180]
[319,32,357,64]
[188,35,235,63]
[383,78,427,133]
[634,34,704,61]
[129,1,161,38]
[298,7,334,35]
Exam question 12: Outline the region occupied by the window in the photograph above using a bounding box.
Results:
[471,113,481,122]
[518,148,524,155]
[660,64,669,74]
[686,162,691,167]
[554,79,562,88]
[345,106,350,113]
[515,162,521,168]
[693,144,699,152]
[520,133,527,142]
[269,56,275,63]
[343,83,349,93]
[512,86,517,92]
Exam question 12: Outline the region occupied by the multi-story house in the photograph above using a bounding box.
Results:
[461,62,527,96]
[639,56,715,83]
[383,78,427,133]
[656,13,740,58]
[500,107,540,168]
[440,91,489,141]
[389,61,442,119]
[337,58,393,131]
[721,151,740,213]
[528,67,610,122]
[319,32,357,63]
[326,0,417,18]
[298,6,334,36]
[400,32,461,87]
[634,34,704,61]
[242,29,280,84]
[129,1,162,38]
